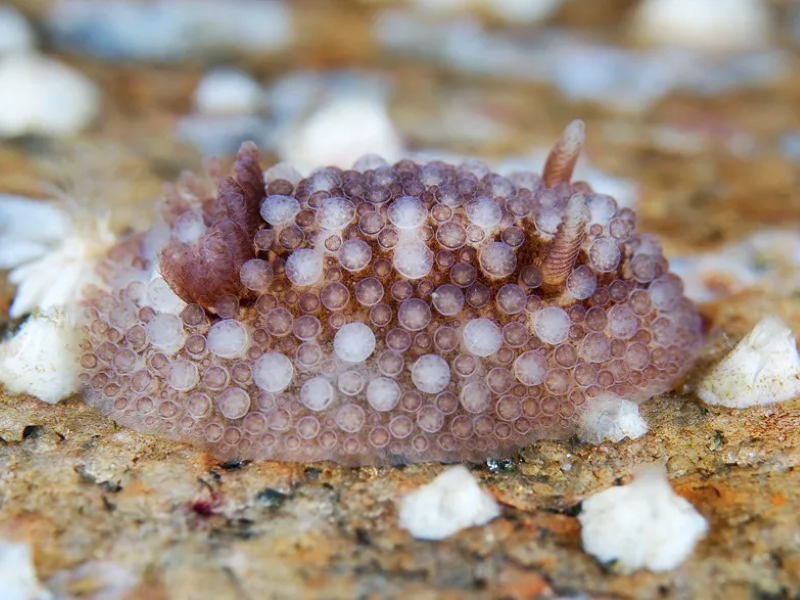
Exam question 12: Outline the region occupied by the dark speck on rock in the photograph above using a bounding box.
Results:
[255,488,289,508]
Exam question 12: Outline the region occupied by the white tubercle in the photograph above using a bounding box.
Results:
[338,239,372,272]
[172,210,206,244]
[463,318,503,357]
[387,196,427,230]
[577,393,648,444]
[579,465,708,573]
[466,197,502,229]
[533,306,571,345]
[146,275,187,315]
[367,377,401,411]
[0,308,81,404]
[697,316,800,408]
[260,194,300,226]
[239,258,273,292]
[301,376,336,411]
[285,248,323,286]
[206,319,249,359]
[253,351,294,393]
[144,313,186,355]
[393,240,434,280]
[334,323,376,363]
[264,162,302,186]
[398,465,501,541]
[411,354,451,394]
[318,196,355,230]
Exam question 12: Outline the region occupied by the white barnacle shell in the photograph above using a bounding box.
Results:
[579,464,708,573]
[0,195,116,318]
[697,315,800,408]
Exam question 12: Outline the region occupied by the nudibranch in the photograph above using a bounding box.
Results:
[78,121,703,466]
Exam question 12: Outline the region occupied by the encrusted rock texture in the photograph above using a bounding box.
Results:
[2,0,800,598]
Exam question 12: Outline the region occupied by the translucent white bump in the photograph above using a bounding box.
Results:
[496,284,526,315]
[431,284,464,316]
[253,351,294,392]
[393,241,433,280]
[533,306,570,345]
[338,370,365,396]
[265,162,302,186]
[338,239,372,272]
[589,238,622,273]
[466,197,502,229]
[535,208,563,235]
[398,298,432,332]
[566,265,598,300]
[145,313,185,354]
[479,242,516,278]
[353,153,390,171]
[514,350,548,385]
[300,376,335,411]
[146,277,186,315]
[411,354,451,394]
[388,195,428,230]
[260,194,300,226]
[336,403,366,433]
[285,249,323,286]
[581,333,611,363]
[354,277,384,306]
[239,258,274,292]
[167,359,198,391]
[173,211,206,244]
[217,387,250,420]
[648,274,683,312]
[367,377,402,411]
[463,318,503,357]
[585,194,618,225]
[607,305,639,339]
[318,196,355,230]
[206,319,248,358]
[460,381,491,413]
[334,322,376,363]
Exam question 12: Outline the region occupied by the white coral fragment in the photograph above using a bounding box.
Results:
[0,541,52,600]
[398,465,501,541]
[578,465,708,573]
[578,393,648,444]
[697,316,800,408]
[0,195,116,318]
[0,309,82,404]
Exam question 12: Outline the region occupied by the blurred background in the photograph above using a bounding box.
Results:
[0,0,799,292]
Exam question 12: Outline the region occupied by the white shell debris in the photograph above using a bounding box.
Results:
[670,229,800,303]
[375,11,787,114]
[398,465,501,541]
[278,96,404,174]
[0,541,53,600]
[193,68,263,116]
[0,195,116,318]
[697,316,800,408]
[577,393,648,444]
[47,0,294,61]
[0,309,81,404]
[0,6,35,56]
[0,54,100,138]
[414,0,564,24]
[633,0,771,52]
[578,465,708,573]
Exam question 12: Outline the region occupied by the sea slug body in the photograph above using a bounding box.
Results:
[77,121,703,465]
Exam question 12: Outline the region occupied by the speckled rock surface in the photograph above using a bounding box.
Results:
[1,0,800,598]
